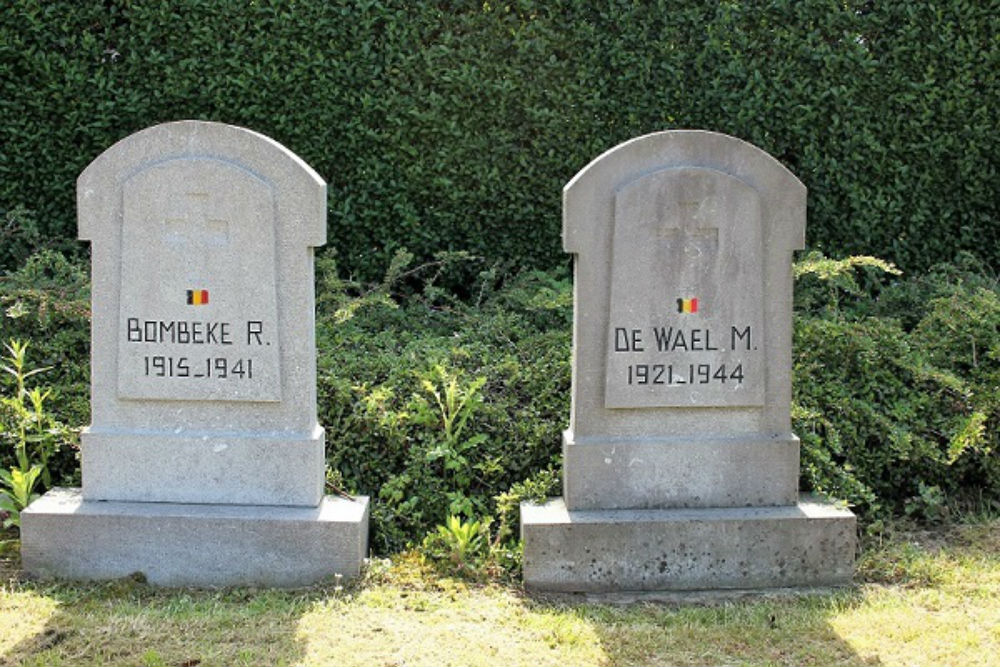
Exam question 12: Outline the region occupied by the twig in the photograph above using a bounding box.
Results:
[325,481,356,501]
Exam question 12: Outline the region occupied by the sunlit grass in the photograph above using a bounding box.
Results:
[0,587,57,657]
[297,587,606,667]
[0,519,997,666]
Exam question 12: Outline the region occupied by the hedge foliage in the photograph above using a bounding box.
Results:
[2,1,997,278]
[314,253,571,552]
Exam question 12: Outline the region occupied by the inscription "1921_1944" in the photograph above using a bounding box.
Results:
[611,324,755,388]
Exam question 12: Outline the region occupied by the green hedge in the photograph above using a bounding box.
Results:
[314,254,571,552]
[2,1,997,278]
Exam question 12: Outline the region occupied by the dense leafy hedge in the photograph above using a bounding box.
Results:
[2,1,997,279]
[314,253,571,552]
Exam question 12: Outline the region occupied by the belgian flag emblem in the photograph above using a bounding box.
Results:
[186,289,209,306]
[676,297,698,314]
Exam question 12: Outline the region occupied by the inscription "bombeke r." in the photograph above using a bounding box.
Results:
[125,318,270,346]
[123,317,272,384]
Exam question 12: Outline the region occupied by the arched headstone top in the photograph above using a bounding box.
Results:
[75,120,328,507]
[561,129,806,454]
[563,130,805,255]
[78,120,326,247]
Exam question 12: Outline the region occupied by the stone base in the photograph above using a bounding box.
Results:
[563,431,801,510]
[521,495,855,592]
[20,488,369,587]
[81,426,326,506]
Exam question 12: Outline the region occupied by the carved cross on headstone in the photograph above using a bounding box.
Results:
[163,192,230,285]
[164,191,230,248]
[657,198,719,259]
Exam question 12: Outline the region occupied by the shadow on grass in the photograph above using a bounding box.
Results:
[522,588,882,667]
[0,572,330,667]
[1,560,881,667]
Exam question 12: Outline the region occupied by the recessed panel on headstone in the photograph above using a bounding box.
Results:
[118,159,281,402]
[605,167,764,408]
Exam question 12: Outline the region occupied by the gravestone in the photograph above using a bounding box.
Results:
[521,131,855,592]
[21,121,369,587]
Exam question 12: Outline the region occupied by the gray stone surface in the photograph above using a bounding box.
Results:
[521,130,855,592]
[521,496,856,592]
[77,120,327,505]
[21,121,369,587]
[562,432,799,510]
[562,132,806,511]
[22,488,369,587]
[81,428,324,506]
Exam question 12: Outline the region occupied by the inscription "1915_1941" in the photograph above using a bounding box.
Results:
[124,317,272,381]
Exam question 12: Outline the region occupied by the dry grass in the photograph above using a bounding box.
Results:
[0,519,997,666]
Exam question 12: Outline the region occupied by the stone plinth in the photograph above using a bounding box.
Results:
[522,496,855,592]
[22,488,369,587]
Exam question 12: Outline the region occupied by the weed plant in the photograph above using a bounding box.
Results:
[0,340,72,528]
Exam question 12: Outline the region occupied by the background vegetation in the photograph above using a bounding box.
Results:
[1,0,998,571]
[3,249,998,559]
[2,0,998,279]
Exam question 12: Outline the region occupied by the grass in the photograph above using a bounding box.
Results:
[0,518,998,667]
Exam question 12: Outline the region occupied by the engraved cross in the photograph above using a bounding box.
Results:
[163,192,230,249]
[657,197,719,258]
[162,192,230,284]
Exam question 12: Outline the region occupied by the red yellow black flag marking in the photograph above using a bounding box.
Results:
[186,289,209,306]
[677,297,698,314]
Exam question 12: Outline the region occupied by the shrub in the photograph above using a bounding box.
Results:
[1,1,997,279]
[2,247,997,555]
[0,251,88,486]
[794,254,1000,522]
[316,253,570,553]
[320,251,1000,557]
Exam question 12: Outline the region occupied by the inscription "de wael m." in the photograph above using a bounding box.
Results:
[613,325,753,353]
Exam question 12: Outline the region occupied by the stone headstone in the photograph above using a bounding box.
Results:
[521,131,855,592]
[21,121,369,587]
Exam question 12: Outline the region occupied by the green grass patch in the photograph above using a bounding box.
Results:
[1,518,997,667]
